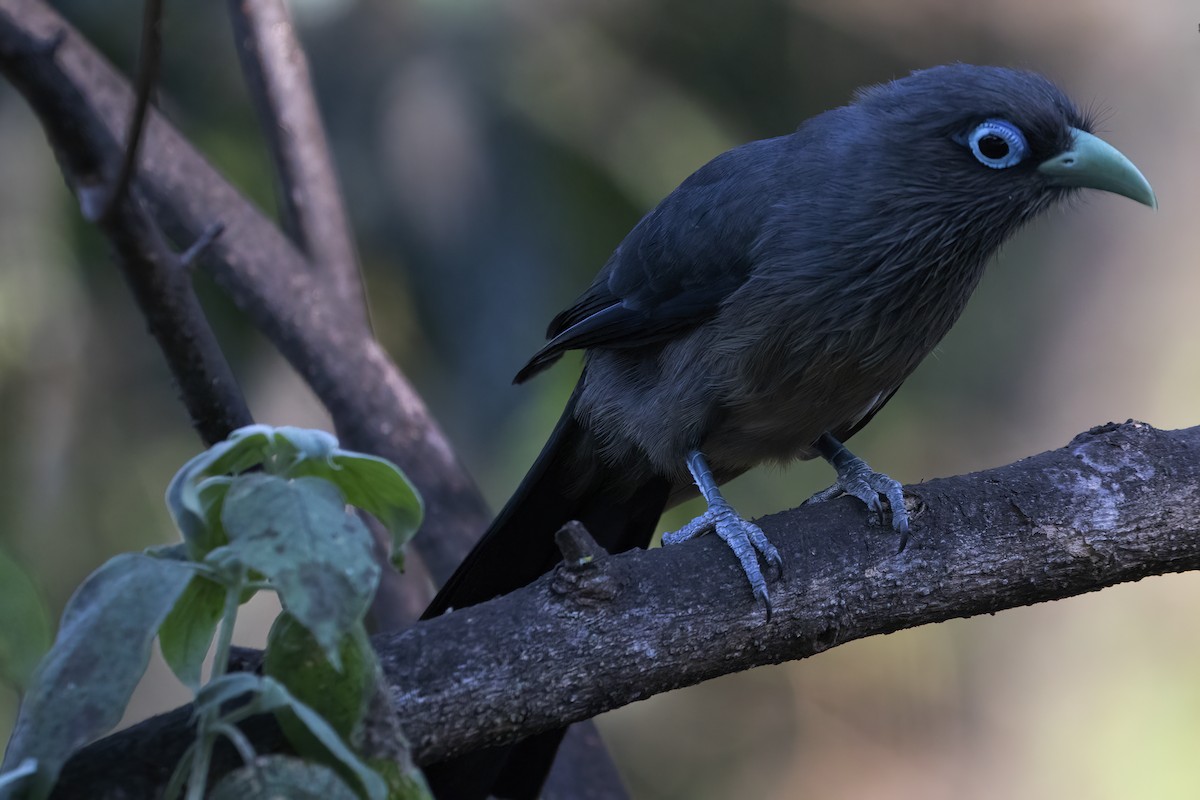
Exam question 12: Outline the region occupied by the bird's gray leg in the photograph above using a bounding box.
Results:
[662,450,784,612]
[805,432,909,548]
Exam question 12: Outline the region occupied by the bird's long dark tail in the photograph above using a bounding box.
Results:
[421,380,671,799]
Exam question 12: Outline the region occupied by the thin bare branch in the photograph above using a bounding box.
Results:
[177,220,225,269]
[51,422,1200,797]
[226,0,368,327]
[95,0,162,223]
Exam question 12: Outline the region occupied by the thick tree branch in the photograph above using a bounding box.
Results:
[52,422,1200,797]
[0,0,489,582]
[225,0,368,328]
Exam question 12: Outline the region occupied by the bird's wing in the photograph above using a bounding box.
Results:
[830,384,902,444]
[515,140,782,383]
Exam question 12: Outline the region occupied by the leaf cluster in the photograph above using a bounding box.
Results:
[0,426,428,800]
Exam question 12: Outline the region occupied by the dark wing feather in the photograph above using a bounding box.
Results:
[515,137,789,383]
[830,385,902,444]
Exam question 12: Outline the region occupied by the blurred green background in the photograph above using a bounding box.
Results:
[1,0,1198,797]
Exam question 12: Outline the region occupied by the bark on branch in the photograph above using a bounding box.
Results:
[53,421,1200,798]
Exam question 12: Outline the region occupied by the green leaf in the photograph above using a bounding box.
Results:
[269,427,338,466]
[215,474,380,668]
[208,755,360,800]
[164,426,422,569]
[264,619,433,800]
[370,758,434,800]
[166,441,237,556]
[143,542,192,561]
[260,678,386,800]
[264,619,420,799]
[0,547,52,691]
[164,426,279,557]
[195,476,234,555]
[205,425,277,475]
[264,615,375,740]
[204,674,386,800]
[1,554,195,795]
[193,672,267,717]
[166,448,220,551]
[290,451,423,569]
[158,576,225,690]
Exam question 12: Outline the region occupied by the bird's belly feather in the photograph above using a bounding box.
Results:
[576,245,988,487]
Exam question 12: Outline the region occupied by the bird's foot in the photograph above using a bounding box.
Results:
[805,456,909,550]
[663,503,783,615]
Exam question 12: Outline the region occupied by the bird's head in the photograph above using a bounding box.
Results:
[841,64,1155,237]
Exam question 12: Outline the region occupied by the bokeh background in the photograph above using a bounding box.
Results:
[1,0,1198,797]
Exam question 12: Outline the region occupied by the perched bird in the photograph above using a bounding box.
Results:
[421,64,1155,799]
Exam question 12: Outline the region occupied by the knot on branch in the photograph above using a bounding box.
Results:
[35,27,67,57]
[1069,419,1152,446]
[1067,419,1158,486]
[551,521,620,606]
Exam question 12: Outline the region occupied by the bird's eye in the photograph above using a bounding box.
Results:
[967,119,1028,169]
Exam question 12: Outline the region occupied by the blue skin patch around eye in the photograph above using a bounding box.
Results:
[967,119,1028,169]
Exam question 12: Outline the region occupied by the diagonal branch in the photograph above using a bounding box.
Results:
[225,0,368,328]
[50,421,1200,797]
[0,0,489,583]
[101,201,250,445]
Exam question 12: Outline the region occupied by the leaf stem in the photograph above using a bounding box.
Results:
[184,578,243,800]
[163,743,196,800]
[212,721,257,766]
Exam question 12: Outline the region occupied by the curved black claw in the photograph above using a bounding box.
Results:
[805,461,909,546]
[663,505,783,616]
